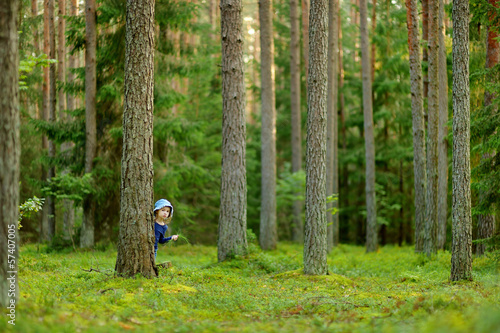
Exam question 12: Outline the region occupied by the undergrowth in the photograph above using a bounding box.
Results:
[1,243,499,332]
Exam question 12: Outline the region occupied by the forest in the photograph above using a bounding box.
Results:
[0,0,499,331]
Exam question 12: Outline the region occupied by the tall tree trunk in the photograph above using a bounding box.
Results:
[406,0,426,253]
[115,0,157,278]
[290,0,303,243]
[424,0,439,256]
[476,0,498,256]
[58,0,74,241]
[32,0,40,119]
[259,0,277,250]
[63,0,78,241]
[437,0,449,250]
[81,0,97,248]
[360,0,377,253]
[304,0,328,275]
[327,0,339,251]
[339,8,348,225]
[302,0,310,80]
[41,0,50,242]
[218,0,248,262]
[371,0,376,83]
[48,0,57,241]
[0,0,20,308]
[450,0,472,281]
[422,0,429,97]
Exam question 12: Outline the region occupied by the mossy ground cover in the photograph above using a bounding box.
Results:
[2,243,499,332]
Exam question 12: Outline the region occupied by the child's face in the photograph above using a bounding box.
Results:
[157,207,171,220]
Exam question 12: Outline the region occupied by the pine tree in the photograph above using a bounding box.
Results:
[360,0,377,252]
[450,0,472,281]
[81,0,97,248]
[115,0,157,278]
[0,0,20,307]
[259,0,278,250]
[304,0,329,275]
[218,0,248,262]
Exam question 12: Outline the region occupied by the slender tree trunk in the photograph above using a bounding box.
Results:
[370,0,376,83]
[360,0,377,253]
[81,0,97,248]
[437,0,449,250]
[422,0,429,98]
[259,0,277,250]
[115,0,157,278]
[424,0,439,256]
[302,0,310,80]
[406,0,427,253]
[218,0,248,262]
[48,0,57,241]
[476,0,498,256]
[290,0,303,243]
[63,0,78,241]
[450,0,472,281]
[41,0,50,242]
[327,0,339,251]
[32,0,40,119]
[339,8,348,225]
[0,0,20,308]
[304,0,328,275]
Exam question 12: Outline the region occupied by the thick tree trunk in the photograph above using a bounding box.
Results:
[476,0,498,256]
[360,0,377,253]
[304,0,328,275]
[259,0,277,250]
[450,0,472,281]
[218,0,248,262]
[48,0,57,241]
[326,0,339,251]
[81,0,97,248]
[437,0,449,250]
[115,0,157,278]
[0,0,20,308]
[424,0,439,256]
[405,0,427,253]
[290,0,303,243]
[302,0,310,80]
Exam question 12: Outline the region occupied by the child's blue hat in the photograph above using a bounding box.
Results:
[154,199,174,217]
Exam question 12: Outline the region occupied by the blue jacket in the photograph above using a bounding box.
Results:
[154,222,172,251]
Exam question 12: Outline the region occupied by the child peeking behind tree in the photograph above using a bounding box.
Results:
[153,199,178,259]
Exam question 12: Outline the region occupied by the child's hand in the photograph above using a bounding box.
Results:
[172,235,179,241]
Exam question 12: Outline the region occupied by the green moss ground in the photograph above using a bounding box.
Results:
[2,243,499,332]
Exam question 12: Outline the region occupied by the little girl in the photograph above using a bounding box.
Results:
[153,199,178,259]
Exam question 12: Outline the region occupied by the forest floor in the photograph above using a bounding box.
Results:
[2,241,499,333]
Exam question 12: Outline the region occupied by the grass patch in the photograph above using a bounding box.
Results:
[1,243,499,332]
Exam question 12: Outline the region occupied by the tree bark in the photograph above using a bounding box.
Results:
[41,0,50,242]
[326,0,339,251]
[476,0,498,256]
[302,0,310,81]
[115,0,157,278]
[48,0,57,241]
[218,0,248,262]
[422,0,429,97]
[304,0,328,275]
[0,0,20,308]
[81,0,97,248]
[437,0,449,250]
[290,0,303,243]
[450,0,472,281]
[360,0,377,253]
[405,0,427,253]
[424,0,439,256]
[259,0,277,251]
